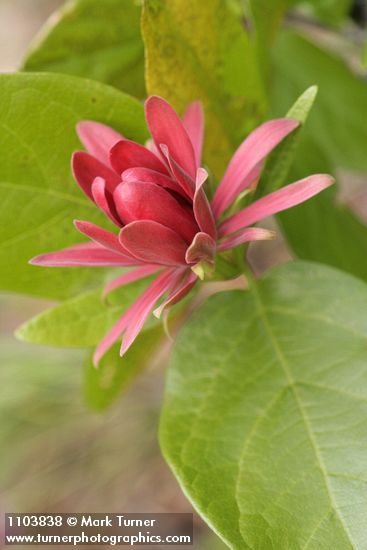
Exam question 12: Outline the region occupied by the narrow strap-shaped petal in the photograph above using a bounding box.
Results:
[218,227,276,251]
[93,300,137,366]
[185,232,216,265]
[110,139,168,176]
[76,121,124,166]
[120,269,177,356]
[154,269,197,319]
[114,181,198,243]
[183,101,204,166]
[103,265,161,297]
[145,96,197,179]
[30,242,133,267]
[72,151,121,199]
[193,168,216,239]
[94,268,175,365]
[122,167,185,197]
[160,144,195,199]
[73,220,136,260]
[212,118,299,217]
[119,220,188,266]
[91,177,122,227]
[220,174,335,236]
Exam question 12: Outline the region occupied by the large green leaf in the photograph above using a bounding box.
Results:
[84,325,164,411]
[142,0,266,178]
[0,72,147,299]
[15,276,155,347]
[23,0,145,98]
[161,261,367,548]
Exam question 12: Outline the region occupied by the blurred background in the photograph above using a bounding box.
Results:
[1,0,367,548]
[0,2,226,548]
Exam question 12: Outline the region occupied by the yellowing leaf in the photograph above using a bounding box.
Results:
[142,0,266,178]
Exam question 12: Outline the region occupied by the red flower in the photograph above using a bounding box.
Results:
[31,96,334,365]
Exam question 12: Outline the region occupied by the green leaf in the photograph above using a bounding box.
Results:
[0,72,147,299]
[299,0,353,26]
[272,31,367,173]
[271,31,367,282]
[84,325,164,411]
[257,85,318,197]
[277,139,367,282]
[247,0,293,76]
[161,261,367,548]
[142,0,266,178]
[15,276,155,347]
[23,0,145,98]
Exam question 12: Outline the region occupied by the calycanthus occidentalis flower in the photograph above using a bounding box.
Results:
[31,96,334,365]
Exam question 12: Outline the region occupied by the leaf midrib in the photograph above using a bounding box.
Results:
[246,281,355,549]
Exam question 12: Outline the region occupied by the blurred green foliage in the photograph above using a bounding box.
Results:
[23,0,145,98]
[3,3,367,546]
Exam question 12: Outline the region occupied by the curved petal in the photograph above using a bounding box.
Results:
[119,220,188,266]
[145,96,197,179]
[93,268,175,365]
[110,140,168,175]
[154,270,197,319]
[220,174,335,236]
[76,121,123,166]
[120,269,177,356]
[160,144,195,199]
[193,168,216,239]
[103,265,161,297]
[183,101,204,166]
[91,177,122,227]
[122,167,185,197]
[114,181,198,243]
[73,220,135,259]
[72,151,121,199]
[218,227,276,251]
[93,300,137,366]
[30,242,132,267]
[212,118,300,217]
[185,232,216,265]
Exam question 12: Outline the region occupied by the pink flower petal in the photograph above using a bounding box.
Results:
[122,167,185,197]
[120,269,177,356]
[119,220,188,266]
[220,174,335,236]
[94,268,176,365]
[103,265,161,297]
[193,168,216,239]
[93,302,137,366]
[145,96,197,179]
[30,242,131,267]
[72,151,121,199]
[91,177,122,227]
[183,101,204,166]
[154,269,197,319]
[160,144,195,199]
[218,227,276,251]
[114,181,198,243]
[110,140,168,176]
[73,220,135,260]
[76,121,124,166]
[212,118,300,217]
[185,232,216,265]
